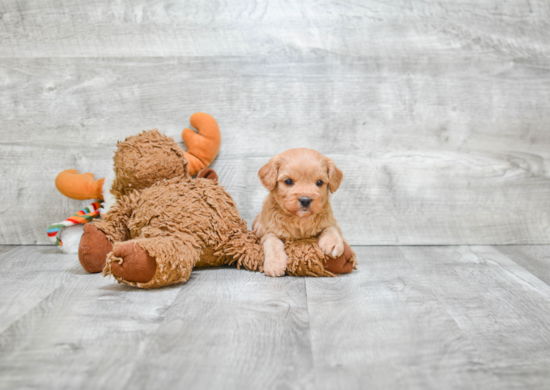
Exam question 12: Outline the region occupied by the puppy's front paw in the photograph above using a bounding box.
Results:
[319,232,345,258]
[264,251,288,277]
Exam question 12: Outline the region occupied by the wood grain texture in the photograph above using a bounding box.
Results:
[124,267,313,389]
[0,246,182,389]
[306,246,490,389]
[400,245,550,389]
[0,246,16,255]
[0,246,75,333]
[1,0,550,245]
[1,0,549,58]
[494,245,550,285]
[3,245,550,389]
[1,55,550,244]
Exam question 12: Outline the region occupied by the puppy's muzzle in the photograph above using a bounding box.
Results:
[299,197,312,208]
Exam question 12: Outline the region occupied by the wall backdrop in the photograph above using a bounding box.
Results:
[1,0,549,245]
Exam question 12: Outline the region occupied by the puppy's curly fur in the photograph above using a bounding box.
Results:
[253,148,345,277]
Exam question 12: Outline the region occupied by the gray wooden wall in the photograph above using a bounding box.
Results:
[1,0,550,245]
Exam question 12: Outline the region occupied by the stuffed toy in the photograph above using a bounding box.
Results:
[53,113,356,288]
[48,112,222,253]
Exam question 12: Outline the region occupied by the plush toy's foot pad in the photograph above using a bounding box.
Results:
[324,243,354,274]
[110,242,157,283]
[79,223,113,273]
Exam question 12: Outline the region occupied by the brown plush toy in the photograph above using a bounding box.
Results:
[56,113,356,288]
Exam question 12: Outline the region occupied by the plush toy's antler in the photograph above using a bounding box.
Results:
[55,169,105,200]
[54,113,220,201]
[182,113,221,176]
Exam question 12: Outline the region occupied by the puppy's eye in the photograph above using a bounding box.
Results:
[284,179,294,185]
[316,180,324,186]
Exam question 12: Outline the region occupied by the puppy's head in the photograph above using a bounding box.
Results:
[258,148,343,218]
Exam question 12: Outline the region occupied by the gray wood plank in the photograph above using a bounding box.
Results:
[2,56,550,245]
[0,246,75,333]
[0,246,16,256]
[2,56,550,158]
[1,0,549,58]
[2,245,550,388]
[494,245,550,285]
[5,149,550,246]
[399,245,550,389]
[305,246,493,390]
[122,267,313,389]
[0,246,182,390]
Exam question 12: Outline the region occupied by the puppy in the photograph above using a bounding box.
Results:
[253,148,345,277]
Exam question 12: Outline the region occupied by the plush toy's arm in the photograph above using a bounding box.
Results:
[182,113,221,176]
[55,169,105,200]
[92,191,137,243]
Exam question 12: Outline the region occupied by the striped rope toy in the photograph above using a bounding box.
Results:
[47,201,103,247]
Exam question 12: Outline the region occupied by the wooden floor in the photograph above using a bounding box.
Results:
[0,245,549,389]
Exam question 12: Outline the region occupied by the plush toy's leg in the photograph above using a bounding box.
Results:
[104,234,202,289]
[285,239,356,277]
[323,243,355,274]
[214,225,264,273]
[78,194,135,273]
[108,240,157,283]
[78,224,113,273]
[92,196,134,244]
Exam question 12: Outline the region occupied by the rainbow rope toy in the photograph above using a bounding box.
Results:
[47,201,103,247]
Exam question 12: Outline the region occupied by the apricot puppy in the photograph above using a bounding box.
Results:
[253,148,345,277]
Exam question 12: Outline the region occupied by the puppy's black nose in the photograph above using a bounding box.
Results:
[299,197,312,208]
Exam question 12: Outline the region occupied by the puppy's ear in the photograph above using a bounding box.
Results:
[258,156,280,190]
[327,158,343,193]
